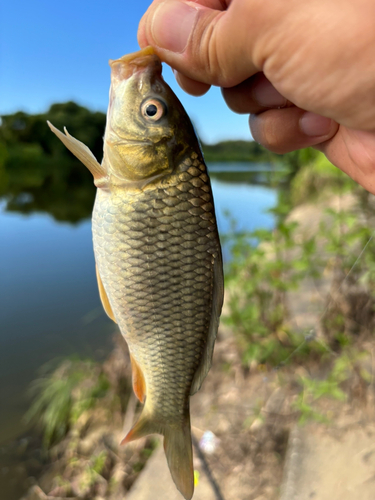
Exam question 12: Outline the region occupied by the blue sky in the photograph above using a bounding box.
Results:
[0,0,252,144]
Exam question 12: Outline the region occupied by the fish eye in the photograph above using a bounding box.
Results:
[141,99,166,122]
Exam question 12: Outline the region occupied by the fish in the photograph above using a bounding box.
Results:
[47,46,223,500]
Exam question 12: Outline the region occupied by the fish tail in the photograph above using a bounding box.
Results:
[163,416,194,500]
[121,406,194,500]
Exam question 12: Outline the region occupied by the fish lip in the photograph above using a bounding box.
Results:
[109,46,162,82]
[109,46,156,67]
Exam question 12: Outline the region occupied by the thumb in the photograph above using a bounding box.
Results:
[138,0,260,88]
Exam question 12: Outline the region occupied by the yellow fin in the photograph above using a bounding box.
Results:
[47,121,106,181]
[95,265,116,323]
[163,417,194,500]
[130,353,146,403]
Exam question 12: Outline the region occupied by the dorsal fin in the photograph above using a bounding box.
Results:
[47,121,106,181]
[95,265,116,323]
[190,251,224,395]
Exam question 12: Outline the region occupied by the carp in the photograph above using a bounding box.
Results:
[48,46,223,499]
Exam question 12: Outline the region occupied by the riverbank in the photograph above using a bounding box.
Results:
[17,185,375,500]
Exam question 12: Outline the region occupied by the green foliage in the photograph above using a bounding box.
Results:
[294,350,370,424]
[290,152,357,205]
[141,438,158,458]
[0,102,104,223]
[131,438,157,473]
[201,142,320,173]
[317,205,375,343]
[224,202,373,366]
[90,451,108,475]
[280,147,319,177]
[224,149,375,428]
[201,140,276,163]
[26,358,110,447]
[224,212,321,366]
[132,461,145,473]
[224,140,375,367]
[320,207,374,271]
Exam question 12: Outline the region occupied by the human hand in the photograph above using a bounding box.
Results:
[138,0,375,194]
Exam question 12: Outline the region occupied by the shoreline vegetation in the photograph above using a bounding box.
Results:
[0,102,304,224]
[2,103,375,499]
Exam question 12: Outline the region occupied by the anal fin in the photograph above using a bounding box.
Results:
[130,353,146,403]
[95,265,116,323]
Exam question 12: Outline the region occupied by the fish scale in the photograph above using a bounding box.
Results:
[93,155,218,420]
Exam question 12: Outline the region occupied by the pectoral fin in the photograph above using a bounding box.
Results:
[95,265,116,323]
[47,121,106,181]
[190,250,224,395]
[129,353,146,403]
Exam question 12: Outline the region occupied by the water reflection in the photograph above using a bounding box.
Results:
[0,102,104,223]
[0,155,280,225]
[1,161,96,223]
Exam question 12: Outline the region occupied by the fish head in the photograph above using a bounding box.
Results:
[104,47,199,183]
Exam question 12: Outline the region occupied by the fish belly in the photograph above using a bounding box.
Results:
[92,157,220,421]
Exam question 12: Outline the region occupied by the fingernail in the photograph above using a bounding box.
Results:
[300,112,332,137]
[151,1,198,53]
[253,79,286,107]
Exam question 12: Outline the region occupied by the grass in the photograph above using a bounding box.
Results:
[26,357,110,447]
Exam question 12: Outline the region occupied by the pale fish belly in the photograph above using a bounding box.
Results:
[92,156,221,421]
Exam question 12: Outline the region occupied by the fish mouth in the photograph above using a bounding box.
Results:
[109,46,162,82]
[108,138,153,147]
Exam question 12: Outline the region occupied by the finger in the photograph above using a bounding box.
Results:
[222,73,291,114]
[174,70,211,96]
[138,0,231,48]
[138,0,260,88]
[250,108,339,154]
[317,128,375,195]
[138,0,226,52]
[251,106,375,195]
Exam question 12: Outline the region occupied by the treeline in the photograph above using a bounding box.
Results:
[201,139,276,163]
[0,102,105,223]
[0,101,305,223]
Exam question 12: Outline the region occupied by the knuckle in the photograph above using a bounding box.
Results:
[222,87,260,114]
[200,21,221,83]
[193,12,231,86]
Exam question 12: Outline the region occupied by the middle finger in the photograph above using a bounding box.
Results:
[222,73,291,114]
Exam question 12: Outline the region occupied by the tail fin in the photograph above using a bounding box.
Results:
[164,418,194,500]
[121,407,194,500]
